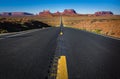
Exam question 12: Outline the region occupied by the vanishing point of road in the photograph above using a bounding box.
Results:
[0,17,120,79]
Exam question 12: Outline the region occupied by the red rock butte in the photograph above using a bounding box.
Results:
[39,9,77,16]
[0,12,33,16]
[0,9,114,16]
[62,9,77,15]
[38,9,114,16]
[95,11,113,16]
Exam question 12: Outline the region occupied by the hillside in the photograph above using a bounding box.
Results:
[0,17,51,33]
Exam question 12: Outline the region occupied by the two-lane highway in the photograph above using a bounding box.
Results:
[0,19,120,79]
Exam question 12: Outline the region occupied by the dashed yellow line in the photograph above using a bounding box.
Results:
[60,32,63,35]
[56,56,68,79]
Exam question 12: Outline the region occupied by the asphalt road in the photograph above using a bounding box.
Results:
[61,27,120,79]
[0,26,120,79]
[0,27,60,79]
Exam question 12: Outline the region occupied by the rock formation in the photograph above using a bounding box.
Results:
[53,11,61,15]
[0,12,33,16]
[62,9,77,15]
[95,11,113,16]
[39,10,52,16]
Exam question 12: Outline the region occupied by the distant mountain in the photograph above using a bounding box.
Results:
[95,11,113,16]
[0,10,114,17]
[0,12,33,16]
[62,9,77,15]
[39,9,77,16]
[53,11,61,15]
[39,10,53,17]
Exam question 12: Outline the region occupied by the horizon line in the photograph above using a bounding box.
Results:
[0,10,119,15]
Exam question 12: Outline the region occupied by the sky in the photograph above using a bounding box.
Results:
[0,0,120,14]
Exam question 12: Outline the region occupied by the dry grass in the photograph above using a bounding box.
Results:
[0,15,60,26]
[63,15,120,38]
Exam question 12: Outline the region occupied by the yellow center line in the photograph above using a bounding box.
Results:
[56,56,68,79]
[60,32,63,35]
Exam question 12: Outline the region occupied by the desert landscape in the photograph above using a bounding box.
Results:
[0,9,120,38]
[0,0,120,79]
